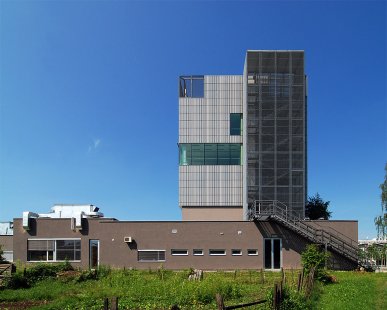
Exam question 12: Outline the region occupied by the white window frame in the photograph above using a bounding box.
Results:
[231,249,242,256]
[247,249,259,256]
[137,249,166,262]
[171,249,189,256]
[27,238,81,263]
[193,249,204,256]
[209,249,226,256]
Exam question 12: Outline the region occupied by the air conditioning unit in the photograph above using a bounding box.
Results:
[124,236,132,243]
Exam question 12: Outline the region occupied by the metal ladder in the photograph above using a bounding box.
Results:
[250,200,359,264]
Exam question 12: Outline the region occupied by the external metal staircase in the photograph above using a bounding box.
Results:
[250,200,359,265]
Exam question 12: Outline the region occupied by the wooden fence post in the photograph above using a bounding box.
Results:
[103,298,109,310]
[273,283,278,310]
[216,293,224,310]
[260,268,265,284]
[111,297,118,310]
[297,272,302,292]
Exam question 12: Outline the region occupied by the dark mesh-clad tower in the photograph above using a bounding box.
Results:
[243,51,307,218]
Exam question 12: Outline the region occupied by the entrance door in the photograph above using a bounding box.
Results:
[89,240,99,269]
[264,238,282,269]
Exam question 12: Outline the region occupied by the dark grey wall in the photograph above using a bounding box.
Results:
[12,218,358,270]
[0,235,13,251]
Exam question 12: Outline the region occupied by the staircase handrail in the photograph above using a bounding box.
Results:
[253,200,358,259]
[308,221,358,249]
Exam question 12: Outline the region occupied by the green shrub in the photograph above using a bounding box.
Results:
[280,287,308,309]
[74,269,98,283]
[301,244,330,282]
[266,286,308,310]
[3,273,30,289]
[18,261,74,286]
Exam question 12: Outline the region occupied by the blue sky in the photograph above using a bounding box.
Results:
[0,1,385,239]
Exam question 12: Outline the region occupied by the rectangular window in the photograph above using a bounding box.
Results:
[27,239,81,262]
[230,113,243,136]
[247,249,258,256]
[138,250,166,262]
[56,240,81,261]
[204,144,217,165]
[179,143,242,166]
[179,76,204,98]
[217,143,230,165]
[231,249,242,256]
[171,249,189,256]
[191,144,204,165]
[193,249,203,256]
[209,249,226,256]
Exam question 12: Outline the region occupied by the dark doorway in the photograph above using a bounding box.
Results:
[264,238,282,269]
[89,240,99,269]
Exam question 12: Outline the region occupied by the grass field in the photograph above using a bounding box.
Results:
[314,271,387,310]
[0,268,289,309]
[1,267,386,309]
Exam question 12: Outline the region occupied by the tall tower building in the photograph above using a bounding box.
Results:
[179,51,307,221]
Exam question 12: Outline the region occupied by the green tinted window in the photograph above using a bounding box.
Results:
[217,144,230,165]
[179,143,242,165]
[230,144,242,165]
[179,144,191,165]
[191,144,204,165]
[204,144,217,165]
[230,113,243,135]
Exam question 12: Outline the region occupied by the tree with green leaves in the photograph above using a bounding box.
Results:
[380,163,387,213]
[305,193,332,220]
[374,162,387,240]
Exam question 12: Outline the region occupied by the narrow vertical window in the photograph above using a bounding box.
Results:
[230,113,243,135]
[179,144,191,165]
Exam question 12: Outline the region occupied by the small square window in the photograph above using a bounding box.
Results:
[193,249,203,256]
[179,76,204,98]
[247,249,258,256]
[232,249,242,256]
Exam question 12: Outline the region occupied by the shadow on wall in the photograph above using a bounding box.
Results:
[126,240,138,250]
[254,221,307,254]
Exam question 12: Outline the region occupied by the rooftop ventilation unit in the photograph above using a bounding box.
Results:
[124,236,132,243]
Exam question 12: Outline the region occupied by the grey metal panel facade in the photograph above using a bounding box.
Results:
[179,75,243,209]
[179,75,243,144]
[179,165,243,207]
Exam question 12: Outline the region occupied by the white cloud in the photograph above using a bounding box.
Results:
[88,138,101,152]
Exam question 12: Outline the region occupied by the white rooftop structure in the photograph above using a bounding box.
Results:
[0,222,14,235]
[22,204,104,231]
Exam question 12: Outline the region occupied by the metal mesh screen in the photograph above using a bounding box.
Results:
[246,51,306,217]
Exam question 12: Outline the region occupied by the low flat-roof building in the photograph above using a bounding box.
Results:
[11,211,357,270]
